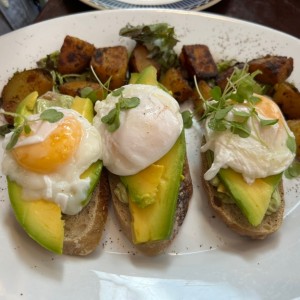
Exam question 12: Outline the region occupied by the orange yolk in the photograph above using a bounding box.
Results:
[12,117,82,174]
[255,95,284,126]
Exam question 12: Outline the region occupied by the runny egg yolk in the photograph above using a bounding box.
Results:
[11,116,82,174]
[255,95,283,126]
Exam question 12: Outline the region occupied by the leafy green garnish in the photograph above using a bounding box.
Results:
[181,110,193,129]
[40,108,64,123]
[101,90,140,132]
[284,160,300,179]
[200,65,278,139]
[37,50,60,70]
[0,108,64,150]
[286,135,297,154]
[119,23,179,71]
[216,59,239,73]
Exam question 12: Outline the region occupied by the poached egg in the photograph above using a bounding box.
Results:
[2,107,102,215]
[201,94,295,184]
[93,84,183,176]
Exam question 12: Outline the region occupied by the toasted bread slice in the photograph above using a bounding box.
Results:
[109,157,193,256]
[201,150,284,239]
[62,169,110,256]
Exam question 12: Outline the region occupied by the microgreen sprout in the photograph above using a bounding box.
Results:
[199,64,279,139]
[0,108,64,150]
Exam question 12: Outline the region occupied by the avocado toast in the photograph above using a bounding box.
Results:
[200,66,295,239]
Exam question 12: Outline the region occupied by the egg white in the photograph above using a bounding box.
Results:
[2,107,102,215]
[93,84,183,176]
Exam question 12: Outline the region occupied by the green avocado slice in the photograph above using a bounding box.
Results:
[124,131,186,244]
[218,168,282,226]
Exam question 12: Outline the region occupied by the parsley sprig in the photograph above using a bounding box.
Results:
[1,108,64,150]
[101,87,140,132]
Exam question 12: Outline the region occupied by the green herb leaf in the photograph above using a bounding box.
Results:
[215,105,233,120]
[80,87,94,98]
[181,110,193,129]
[284,160,300,179]
[101,107,118,125]
[6,126,23,150]
[80,87,99,104]
[101,89,140,132]
[210,86,222,101]
[208,118,227,132]
[120,96,140,109]
[233,110,251,118]
[112,87,125,97]
[40,108,64,123]
[260,118,278,126]
[230,121,251,138]
[286,135,296,153]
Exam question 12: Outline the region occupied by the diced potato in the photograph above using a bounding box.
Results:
[287,120,300,158]
[273,82,300,119]
[216,63,244,91]
[191,80,212,116]
[248,55,293,85]
[1,68,53,123]
[160,68,193,103]
[179,44,218,80]
[91,46,128,90]
[129,44,161,74]
[57,35,95,74]
[59,80,104,100]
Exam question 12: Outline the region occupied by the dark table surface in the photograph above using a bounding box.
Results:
[35,0,300,39]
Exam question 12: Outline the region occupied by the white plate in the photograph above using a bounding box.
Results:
[79,0,221,10]
[0,9,300,300]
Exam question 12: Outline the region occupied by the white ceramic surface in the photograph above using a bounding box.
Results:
[0,9,300,300]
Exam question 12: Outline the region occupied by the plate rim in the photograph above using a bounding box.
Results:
[78,0,222,10]
[0,8,300,300]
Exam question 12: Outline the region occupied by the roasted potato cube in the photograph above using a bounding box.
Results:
[216,63,245,91]
[91,46,128,90]
[248,55,293,85]
[129,44,161,74]
[273,82,300,119]
[179,45,218,80]
[191,80,212,116]
[57,35,95,74]
[1,68,53,123]
[160,68,193,103]
[59,80,104,100]
[287,120,300,158]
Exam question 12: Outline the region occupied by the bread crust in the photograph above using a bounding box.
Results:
[201,149,284,239]
[109,157,193,256]
[62,168,110,255]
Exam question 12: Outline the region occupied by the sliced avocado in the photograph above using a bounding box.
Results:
[14,91,38,126]
[129,73,139,84]
[218,168,282,226]
[7,178,64,253]
[127,131,186,244]
[7,95,102,254]
[133,65,158,86]
[72,96,95,123]
[121,163,165,208]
